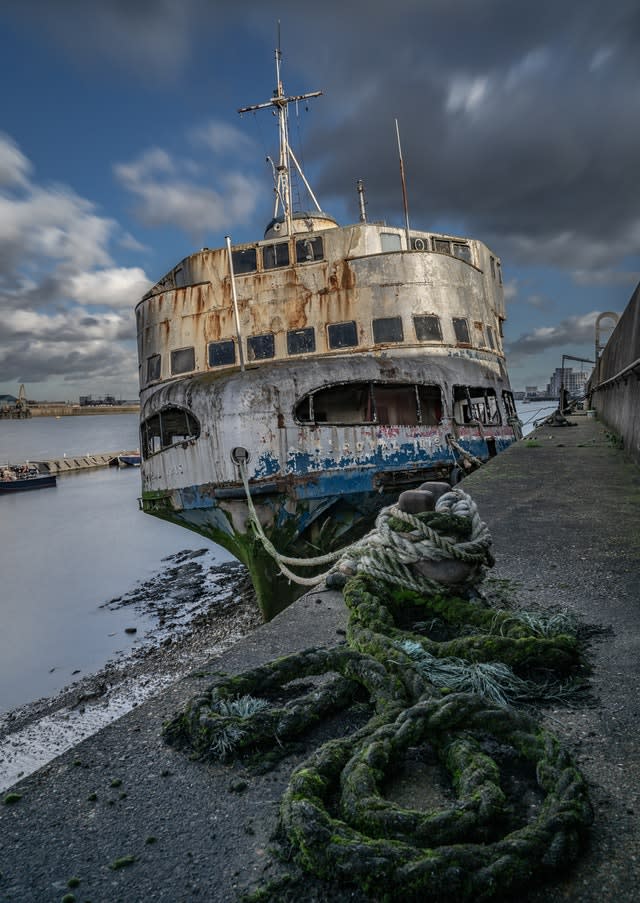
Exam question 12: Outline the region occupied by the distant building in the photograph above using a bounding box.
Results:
[546,368,590,397]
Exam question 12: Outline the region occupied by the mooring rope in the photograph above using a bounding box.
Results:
[238,461,492,592]
[446,435,484,468]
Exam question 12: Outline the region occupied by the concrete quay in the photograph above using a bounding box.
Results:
[0,415,638,902]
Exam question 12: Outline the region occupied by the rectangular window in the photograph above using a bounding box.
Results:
[433,238,451,254]
[373,316,404,344]
[496,261,503,284]
[453,317,471,344]
[170,347,195,374]
[231,248,257,275]
[247,334,275,361]
[486,325,495,349]
[490,256,496,278]
[174,266,185,288]
[147,354,161,382]
[263,242,290,270]
[381,232,402,252]
[295,236,323,263]
[327,321,358,349]
[452,242,472,263]
[287,327,316,355]
[208,340,236,367]
[414,315,442,342]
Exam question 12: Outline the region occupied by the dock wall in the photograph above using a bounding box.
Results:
[589,281,640,465]
[27,404,139,417]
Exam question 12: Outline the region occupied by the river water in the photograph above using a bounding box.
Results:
[0,402,555,717]
[0,414,232,715]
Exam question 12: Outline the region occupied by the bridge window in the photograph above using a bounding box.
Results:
[208,340,235,367]
[295,381,442,426]
[247,333,275,361]
[414,315,442,342]
[381,232,402,252]
[141,406,200,457]
[231,248,257,275]
[147,354,161,382]
[486,325,496,349]
[433,238,451,254]
[453,242,472,263]
[296,236,324,263]
[287,327,316,355]
[452,317,471,344]
[170,347,195,375]
[373,316,404,343]
[263,242,290,270]
[328,321,358,349]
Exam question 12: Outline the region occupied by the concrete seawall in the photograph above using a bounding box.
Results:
[34,451,140,474]
[0,415,638,902]
[590,281,640,465]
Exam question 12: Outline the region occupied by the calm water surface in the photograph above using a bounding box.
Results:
[0,404,553,715]
[0,415,231,715]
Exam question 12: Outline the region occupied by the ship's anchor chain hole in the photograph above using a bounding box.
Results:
[164,489,594,900]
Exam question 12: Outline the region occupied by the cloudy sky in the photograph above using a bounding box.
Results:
[1,0,639,400]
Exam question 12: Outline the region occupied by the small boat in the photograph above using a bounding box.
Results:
[0,463,56,493]
[117,454,142,467]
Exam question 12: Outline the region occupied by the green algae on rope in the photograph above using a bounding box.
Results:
[163,484,593,900]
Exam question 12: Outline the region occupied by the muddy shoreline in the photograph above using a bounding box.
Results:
[0,552,262,789]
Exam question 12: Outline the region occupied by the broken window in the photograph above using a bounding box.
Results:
[414,315,442,342]
[287,327,316,355]
[452,318,471,344]
[295,236,323,263]
[170,347,195,375]
[147,354,161,382]
[141,406,200,458]
[247,333,275,361]
[208,340,235,367]
[502,390,517,417]
[294,382,442,426]
[327,321,358,349]
[373,316,404,343]
[231,247,257,275]
[453,386,501,425]
[262,242,290,270]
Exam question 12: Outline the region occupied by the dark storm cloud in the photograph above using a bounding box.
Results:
[5,1,640,273]
[291,1,640,272]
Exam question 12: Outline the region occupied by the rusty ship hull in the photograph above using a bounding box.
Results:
[136,219,520,617]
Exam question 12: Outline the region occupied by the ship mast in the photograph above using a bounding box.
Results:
[238,37,323,236]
